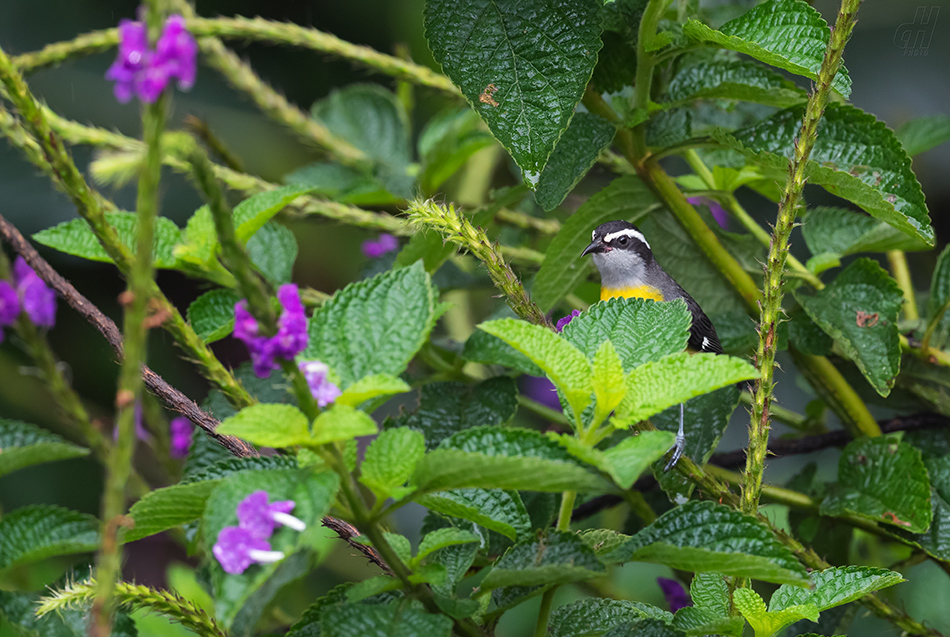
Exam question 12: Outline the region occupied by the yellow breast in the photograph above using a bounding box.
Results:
[601,285,665,302]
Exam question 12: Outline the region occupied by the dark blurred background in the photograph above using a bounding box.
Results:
[0,1,948,635]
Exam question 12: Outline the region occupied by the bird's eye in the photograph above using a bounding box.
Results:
[618,236,629,246]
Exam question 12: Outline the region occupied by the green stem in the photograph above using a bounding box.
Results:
[535,587,557,637]
[742,0,865,518]
[738,391,814,432]
[888,250,919,322]
[517,395,572,426]
[791,349,881,438]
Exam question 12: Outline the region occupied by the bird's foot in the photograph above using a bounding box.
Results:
[664,433,686,472]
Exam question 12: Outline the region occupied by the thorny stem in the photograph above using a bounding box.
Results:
[536,491,577,637]
[743,0,866,518]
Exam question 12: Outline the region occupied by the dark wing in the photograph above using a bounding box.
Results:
[684,294,723,354]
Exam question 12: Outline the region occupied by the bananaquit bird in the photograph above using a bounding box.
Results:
[582,220,723,470]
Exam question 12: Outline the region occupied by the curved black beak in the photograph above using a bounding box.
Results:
[582,239,605,257]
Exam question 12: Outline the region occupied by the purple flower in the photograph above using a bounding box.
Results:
[299,360,341,408]
[169,416,194,458]
[236,490,305,539]
[361,234,399,258]
[555,310,581,333]
[212,526,284,575]
[232,285,308,379]
[688,196,728,229]
[520,375,562,412]
[13,257,55,328]
[0,281,20,343]
[106,13,197,104]
[657,577,692,613]
[114,402,152,443]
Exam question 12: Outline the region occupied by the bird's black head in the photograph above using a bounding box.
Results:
[581,220,652,259]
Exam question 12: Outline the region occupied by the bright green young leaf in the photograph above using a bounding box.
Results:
[672,572,745,637]
[424,0,603,184]
[592,340,626,425]
[616,352,757,424]
[549,598,674,637]
[359,427,425,501]
[412,527,480,568]
[579,528,631,559]
[418,107,495,193]
[233,184,315,244]
[553,431,674,490]
[602,501,809,585]
[33,212,182,268]
[535,112,617,211]
[801,206,930,262]
[533,176,659,311]
[381,531,413,565]
[461,329,544,376]
[733,587,818,637]
[125,480,219,543]
[0,419,88,478]
[336,374,410,409]
[311,404,378,446]
[284,161,399,206]
[820,435,933,533]
[247,221,298,285]
[187,288,240,344]
[794,259,903,396]
[478,319,592,417]
[896,114,950,156]
[419,488,531,541]
[683,0,851,96]
[175,205,216,265]
[561,297,691,372]
[388,376,518,450]
[216,404,311,448]
[769,565,904,613]
[666,59,806,108]
[0,505,98,572]
[319,601,452,637]
[720,103,933,246]
[305,261,437,388]
[479,530,606,591]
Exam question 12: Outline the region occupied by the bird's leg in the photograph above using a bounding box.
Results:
[664,402,686,472]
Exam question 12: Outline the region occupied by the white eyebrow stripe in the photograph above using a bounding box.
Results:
[603,228,649,248]
[592,230,596,241]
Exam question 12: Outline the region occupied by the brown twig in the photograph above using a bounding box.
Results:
[321,515,392,575]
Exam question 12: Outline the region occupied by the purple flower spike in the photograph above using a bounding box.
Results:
[0,281,20,326]
[361,234,399,258]
[154,15,198,91]
[169,416,194,458]
[299,360,341,408]
[237,490,305,539]
[106,13,197,104]
[657,577,692,613]
[13,257,56,328]
[555,310,581,333]
[213,526,284,575]
[688,196,728,229]
[274,284,307,359]
[106,19,151,103]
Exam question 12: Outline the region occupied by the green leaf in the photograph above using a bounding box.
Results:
[233,184,315,244]
[461,329,543,376]
[412,527,480,568]
[560,297,691,372]
[666,58,805,108]
[424,0,603,184]
[533,176,658,311]
[336,374,410,409]
[311,404,378,446]
[33,212,182,268]
[907,455,950,561]
[927,244,950,350]
[479,530,606,591]
[360,427,425,501]
[616,352,758,424]
[420,488,531,541]
[603,619,686,637]
[603,501,809,585]
[246,221,297,285]
[319,601,452,637]
[535,112,617,211]
[769,565,904,613]
[719,103,933,246]
[125,480,219,543]
[216,404,311,448]
[672,572,745,637]
[418,107,496,193]
[413,427,608,493]
[794,259,903,396]
[0,505,98,572]
[554,430,675,490]
[203,469,339,631]
[820,434,933,533]
[896,114,950,156]
[1,587,137,637]
[0,419,88,478]
[312,84,414,197]
[592,340,627,425]
[549,598,674,637]
[187,288,240,344]
[305,261,437,388]
[175,205,216,266]
[285,161,399,206]
[477,319,592,417]
[682,0,851,97]
[390,377,518,450]
[733,587,818,637]
[801,206,930,260]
